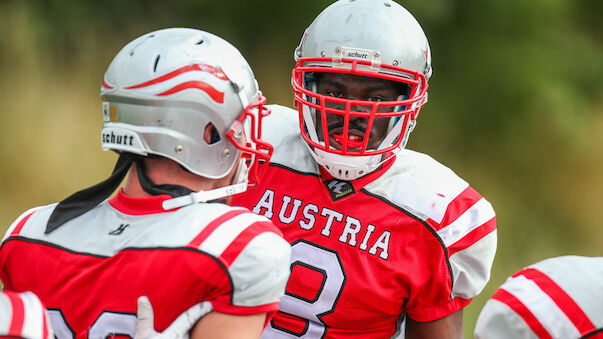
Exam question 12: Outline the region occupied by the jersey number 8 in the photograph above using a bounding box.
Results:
[263,240,346,339]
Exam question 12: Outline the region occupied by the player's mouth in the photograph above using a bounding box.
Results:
[329,129,366,151]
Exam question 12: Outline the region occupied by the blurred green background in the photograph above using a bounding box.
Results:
[1,0,601,335]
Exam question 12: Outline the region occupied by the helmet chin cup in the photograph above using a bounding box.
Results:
[310,145,385,180]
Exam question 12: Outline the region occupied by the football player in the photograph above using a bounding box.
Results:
[230,0,498,338]
[0,28,291,338]
[475,256,603,339]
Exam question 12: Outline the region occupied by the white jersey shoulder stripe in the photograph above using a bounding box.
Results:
[198,212,272,258]
[437,198,496,247]
[449,231,497,299]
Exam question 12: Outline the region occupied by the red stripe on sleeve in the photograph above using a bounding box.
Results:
[10,211,36,237]
[434,186,482,231]
[446,217,496,256]
[220,221,280,267]
[187,209,248,249]
[42,310,50,339]
[491,288,553,339]
[516,268,596,336]
[7,291,25,336]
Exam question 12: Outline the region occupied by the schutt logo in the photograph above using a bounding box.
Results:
[347,51,369,59]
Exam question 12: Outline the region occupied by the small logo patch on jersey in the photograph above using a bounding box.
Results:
[109,223,130,235]
[324,179,355,201]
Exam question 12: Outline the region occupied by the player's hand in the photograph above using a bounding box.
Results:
[134,296,213,339]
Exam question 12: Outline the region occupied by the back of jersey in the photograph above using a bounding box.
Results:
[0,192,290,338]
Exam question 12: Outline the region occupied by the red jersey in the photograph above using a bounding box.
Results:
[0,290,53,339]
[475,256,603,339]
[0,190,291,339]
[231,104,497,338]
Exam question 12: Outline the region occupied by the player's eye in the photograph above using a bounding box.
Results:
[325,90,344,98]
[368,96,387,102]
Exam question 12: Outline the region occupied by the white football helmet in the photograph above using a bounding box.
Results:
[100,28,272,206]
[293,0,431,180]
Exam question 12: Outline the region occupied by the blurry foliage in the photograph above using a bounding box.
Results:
[0,0,601,335]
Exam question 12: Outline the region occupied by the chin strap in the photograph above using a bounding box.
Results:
[161,158,249,210]
[135,159,193,197]
[161,182,247,210]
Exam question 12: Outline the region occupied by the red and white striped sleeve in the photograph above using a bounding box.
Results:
[429,184,497,301]
[475,256,603,339]
[382,150,497,318]
[0,290,54,339]
[186,208,291,317]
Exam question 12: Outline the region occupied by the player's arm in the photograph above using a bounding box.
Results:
[135,296,268,339]
[405,309,464,339]
[135,296,213,339]
[190,312,266,339]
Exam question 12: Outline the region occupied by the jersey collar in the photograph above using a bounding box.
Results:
[319,152,396,201]
[108,189,175,215]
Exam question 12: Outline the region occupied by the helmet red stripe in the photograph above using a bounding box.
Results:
[157,80,225,103]
[125,63,229,90]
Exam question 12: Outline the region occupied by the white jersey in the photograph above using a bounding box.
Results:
[0,290,53,339]
[1,190,291,338]
[475,255,603,339]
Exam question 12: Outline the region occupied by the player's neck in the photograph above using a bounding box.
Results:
[121,161,223,198]
[123,162,203,197]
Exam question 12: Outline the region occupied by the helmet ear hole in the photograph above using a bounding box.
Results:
[204,123,221,144]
